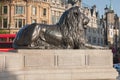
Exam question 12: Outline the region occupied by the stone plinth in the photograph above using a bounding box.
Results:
[0,50,118,80]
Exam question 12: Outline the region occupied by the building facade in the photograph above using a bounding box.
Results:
[0,0,50,34]
[50,0,66,24]
[0,0,82,33]
[103,5,119,48]
[83,5,105,47]
[50,0,82,24]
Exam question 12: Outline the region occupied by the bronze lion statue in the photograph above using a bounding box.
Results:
[13,6,89,49]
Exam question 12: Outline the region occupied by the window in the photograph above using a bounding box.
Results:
[98,29,100,34]
[92,29,94,33]
[9,37,14,42]
[23,19,25,26]
[52,11,54,15]
[3,6,7,14]
[56,16,60,23]
[93,37,96,43]
[32,7,36,15]
[88,36,91,43]
[61,2,65,7]
[88,28,90,32]
[111,25,113,29]
[101,29,103,34]
[3,18,7,28]
[0,38,7,42]
[52,15,56,24]
[43,8,46,16]
[15,19,25,28]
[18,19,22,28]
[93,29,96,33]
[98,38,100,44]
[15,20,17,28]
[42,20,47,24]
[16,6,24,14]
[32,19,36,23]
[43,0,47,1]
[101,38,103,44]
[52,11,56,24]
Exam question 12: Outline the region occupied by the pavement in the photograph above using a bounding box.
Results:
[116,75,120,80]
[116,70,120,80]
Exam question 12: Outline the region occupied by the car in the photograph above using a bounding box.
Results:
[114,63,120,69]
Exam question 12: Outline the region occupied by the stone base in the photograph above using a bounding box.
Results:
[0,50,118,80]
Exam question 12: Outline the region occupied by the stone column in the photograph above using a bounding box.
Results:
[9,3,15,29]
[26,3,31,24]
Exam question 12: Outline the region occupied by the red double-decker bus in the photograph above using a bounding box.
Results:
[0,34,16,52]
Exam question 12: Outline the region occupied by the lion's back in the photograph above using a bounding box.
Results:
[13,24,37,47]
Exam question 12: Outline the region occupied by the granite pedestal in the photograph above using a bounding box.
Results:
[0,50,118,80]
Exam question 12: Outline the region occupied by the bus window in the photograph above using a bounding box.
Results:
[0,38,7,42]
[0,34,16,48]
[9,37,14,42]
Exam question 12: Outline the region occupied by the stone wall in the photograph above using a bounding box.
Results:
[0,50,118,80]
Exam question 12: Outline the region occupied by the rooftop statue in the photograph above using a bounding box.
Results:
[13,6,89,49]
[68,0,81,6]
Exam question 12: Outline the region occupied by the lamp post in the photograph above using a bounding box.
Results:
[104,5,108,46]
[114,14,119,50]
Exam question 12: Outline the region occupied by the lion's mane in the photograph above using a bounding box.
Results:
[58,6,85,48]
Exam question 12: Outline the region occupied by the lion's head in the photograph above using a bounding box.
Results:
[58,6,89,49]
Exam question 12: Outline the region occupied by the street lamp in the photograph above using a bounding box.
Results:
[104,5,108,45]
[114,14,119,49]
